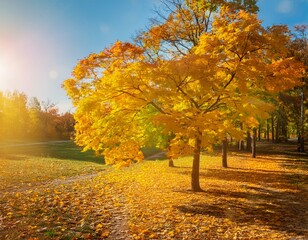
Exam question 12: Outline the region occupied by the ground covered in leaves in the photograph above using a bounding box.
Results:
[0,141,307,239]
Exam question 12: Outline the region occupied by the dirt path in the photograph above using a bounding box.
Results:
[146,151,166,160]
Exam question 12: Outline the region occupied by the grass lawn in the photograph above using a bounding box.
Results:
[0,141,104,163]
[0,141,106,191]
[0,141,307,239]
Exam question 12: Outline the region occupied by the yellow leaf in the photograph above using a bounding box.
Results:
[96,223,103,229]
[101,230,110,237]
[168,230,175,237]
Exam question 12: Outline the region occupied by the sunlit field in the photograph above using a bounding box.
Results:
[0,141,307,239]
[0,141,106,192]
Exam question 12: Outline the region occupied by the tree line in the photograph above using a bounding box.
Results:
[0,91,75,141]
[241,24,307,152]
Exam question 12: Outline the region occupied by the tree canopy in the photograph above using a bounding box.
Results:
[63,1,304,191]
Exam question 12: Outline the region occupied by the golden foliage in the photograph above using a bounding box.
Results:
[103,141,144,167]
[63,2,304,168]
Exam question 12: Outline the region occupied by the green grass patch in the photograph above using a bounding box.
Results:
[141,146,164,158]
[0,141,104,164]
[0,141,107,190]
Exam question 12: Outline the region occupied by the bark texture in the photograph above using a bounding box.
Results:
[191,133,203,192]
[252,128,257,158]
[222,138,228,168]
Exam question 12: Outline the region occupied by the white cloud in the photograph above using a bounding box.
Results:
[276,0,293,14]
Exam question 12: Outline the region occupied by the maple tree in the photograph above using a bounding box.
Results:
[63,2,304,191]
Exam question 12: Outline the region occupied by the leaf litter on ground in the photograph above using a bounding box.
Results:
[0,142,307,239]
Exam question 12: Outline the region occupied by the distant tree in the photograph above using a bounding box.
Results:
[0,93,74,141]
[40,100,59,139]
[0,91,29,140]
[28,97,44,139]
[55,112,75,139]
[286,25,308,151]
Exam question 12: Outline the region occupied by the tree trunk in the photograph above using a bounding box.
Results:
[271,115,275,143]
[246,130,252,152]
[238,122,244,151]
[238,140,244,151]
[275,119,279,143]
[222,138,228,168]
[169,159,174,167]
[266,119,270,141]
[299,91,305,152]
[167,137,175,167]
[191,133,203,192]
[275,106,288,142]
[258,125,261,141]
[299,137,305,152]
[252,128,257,158]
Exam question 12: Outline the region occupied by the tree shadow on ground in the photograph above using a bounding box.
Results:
[205,168,307,187]
[176,166,308,237]
[231,141,308,159]
[228,141,308,173]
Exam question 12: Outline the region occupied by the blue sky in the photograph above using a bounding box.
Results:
[0,0,307,113]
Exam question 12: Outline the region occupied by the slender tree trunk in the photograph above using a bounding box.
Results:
[266,119,270,141]
[271,116,275,143]
[299,91,305,152]
[252,128,257,158]
[258,125,261,141]
[275,120,279,143]
[239,140,244,151]
[281,107,288,142]
[222,138,228,168]
[169,159,174,167]
[246,130,252,152]
[238,122,244,151]
[297,134,301,152]
[300,136,305,152]
[167,137,175,167]
[191,132,203,192]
